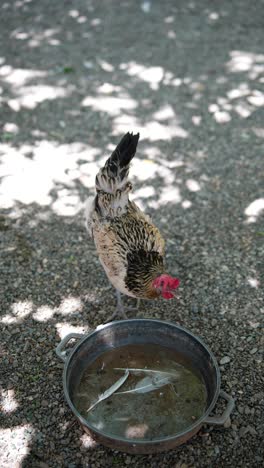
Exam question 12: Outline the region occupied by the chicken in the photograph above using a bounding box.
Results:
[85,132,180,319]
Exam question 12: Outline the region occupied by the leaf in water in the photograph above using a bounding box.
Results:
[87,370,129,412]
[116,373,175,395]
[114,367,179,379]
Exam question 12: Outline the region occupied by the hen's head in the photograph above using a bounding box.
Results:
[152,274,180,299]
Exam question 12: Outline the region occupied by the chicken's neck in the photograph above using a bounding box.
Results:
[125,250,164,299]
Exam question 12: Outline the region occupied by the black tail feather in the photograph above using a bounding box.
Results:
[107,132,140,176]
[95,132,139,195]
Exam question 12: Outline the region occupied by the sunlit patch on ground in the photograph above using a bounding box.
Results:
[58,297,83,316]
[32,305,54,322]
[1,389,19,414]
[186,179,201,192]
[0,424,34,466]
[79,432,97,449]
[227,50,264,78]
[0,301,33,324]
[247,277,259,289]
[55,323,88,339]
[245,198,264,223]
[0,296,85,324]
[0,140,101,211]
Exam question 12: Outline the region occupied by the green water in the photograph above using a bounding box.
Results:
[73,343,207,441]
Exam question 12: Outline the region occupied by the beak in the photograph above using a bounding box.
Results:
[162,280,180,299]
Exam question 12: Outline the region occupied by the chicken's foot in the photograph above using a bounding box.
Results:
[106,290,140,322]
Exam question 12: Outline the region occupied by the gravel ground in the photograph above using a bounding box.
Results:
[0,0,264,467]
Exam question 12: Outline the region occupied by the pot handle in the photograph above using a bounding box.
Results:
[203,390,235,426]
[56,333,84,362]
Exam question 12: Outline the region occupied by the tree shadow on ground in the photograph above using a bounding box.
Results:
[1,0,264,466]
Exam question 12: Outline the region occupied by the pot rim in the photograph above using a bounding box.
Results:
[62,318,221,445]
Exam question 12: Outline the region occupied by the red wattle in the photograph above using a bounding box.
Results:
[162,291,174,299]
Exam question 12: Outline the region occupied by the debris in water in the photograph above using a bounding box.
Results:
[116,373,177,395]
[74,344,207,440]
[87,369,129,412]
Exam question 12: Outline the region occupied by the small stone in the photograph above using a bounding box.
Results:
[250,348,258,354]
[244,406,251,415]
[237,405,244,414]
[23,341,30,352]
[220,356,231,365]
[247,425,257,436]
[211,319,217,326]
[41,400,49,407]
[224,416,231,428]
[214,445,220,456]
[239,426,249,437]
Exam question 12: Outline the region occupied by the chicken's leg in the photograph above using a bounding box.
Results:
[115,290,128,318]
[106,289,140,322]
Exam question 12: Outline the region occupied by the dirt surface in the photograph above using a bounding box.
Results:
[0,0,263,467]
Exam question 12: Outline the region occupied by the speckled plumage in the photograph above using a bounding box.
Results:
[86,133,166,299]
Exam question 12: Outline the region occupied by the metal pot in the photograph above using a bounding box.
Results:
[56,319,235,454]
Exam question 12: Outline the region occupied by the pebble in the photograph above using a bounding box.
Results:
[23,341,30,352]
[223,417,231,428]
[250,348,258,354]
[247,425,257,436]
[214,446,220,456]
[42,400,49,407]
[244,406,251,415]
[220,356,231,365]
[239,427,249,437]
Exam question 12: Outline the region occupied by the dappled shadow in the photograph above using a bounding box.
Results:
[1,0,264,466]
